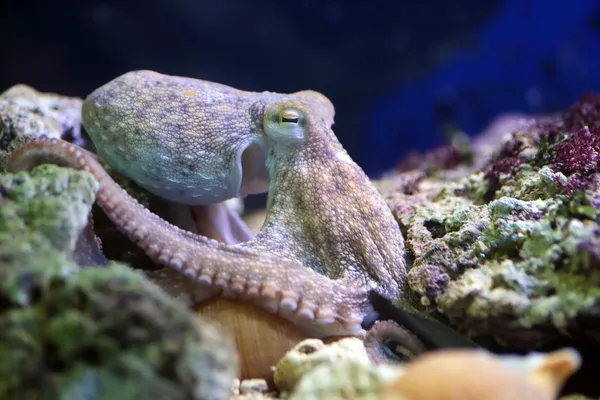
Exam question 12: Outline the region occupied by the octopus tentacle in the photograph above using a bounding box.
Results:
[7,137,369,337]
[364,320,426,363]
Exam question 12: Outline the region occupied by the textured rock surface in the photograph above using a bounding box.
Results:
[378,94,600,349]
[289,360,402,400]
[0,84,85,150]
[0,164,98,256]
[273,337,402,400]
[0,258,237,400]
[273,338,371,392]
[0,155,238,399]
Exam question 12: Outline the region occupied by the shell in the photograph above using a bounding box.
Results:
[379,348,581,400]
[197,298,307,382]
[524,348,581,397]
[274,337,371,392]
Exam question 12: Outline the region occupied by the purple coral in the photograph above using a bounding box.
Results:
[484,139,525,181]
[553,126,600,175]
[481,94,600,195]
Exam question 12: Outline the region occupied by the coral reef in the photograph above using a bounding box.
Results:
[377,94,600,349]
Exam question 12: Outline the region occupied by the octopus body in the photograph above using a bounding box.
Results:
[8,70,408,340]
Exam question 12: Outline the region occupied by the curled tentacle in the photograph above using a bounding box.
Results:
[7,137,370,337]
[365,320,426,363]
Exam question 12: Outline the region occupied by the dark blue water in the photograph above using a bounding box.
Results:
[2,0,599,176]
[363,0,600,174]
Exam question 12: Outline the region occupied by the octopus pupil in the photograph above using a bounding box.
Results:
[281,117,299,124]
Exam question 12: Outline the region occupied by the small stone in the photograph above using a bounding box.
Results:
[0,84,84,149]
[239,379,268,394]
[230,378,241,396]
[274,337,370,392]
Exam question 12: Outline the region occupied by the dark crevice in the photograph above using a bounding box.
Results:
[424,219,446,239]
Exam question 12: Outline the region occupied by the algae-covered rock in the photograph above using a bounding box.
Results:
[378,94,600,349]
[0,164,99,255]
[0,163,238,400]
[289,360,402,400]
[273,338,371,392]
[0,256,237,400]
[0,84,87,174]
[274,338,402,400]
[0,84,84,149]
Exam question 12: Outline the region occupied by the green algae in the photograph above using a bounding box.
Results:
[0,257,237,400]
[0,163,237,400]
[0,165,99,255]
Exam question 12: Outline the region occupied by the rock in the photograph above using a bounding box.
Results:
[0,84,85,150]
[0,158,238,399]
[0,163,104,265]
[290,360,402,400]
[378,94,600,349]
[0,255,238,400]
[273,338,370,392]
[239,379,269,394]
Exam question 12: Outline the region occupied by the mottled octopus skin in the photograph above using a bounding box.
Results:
[7,70,407,338]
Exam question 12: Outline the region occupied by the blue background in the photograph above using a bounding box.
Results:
[364,0,600,174]
[2,0,599,176]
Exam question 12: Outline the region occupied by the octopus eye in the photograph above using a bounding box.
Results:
[264,106,306,145]
[280,109,300,124]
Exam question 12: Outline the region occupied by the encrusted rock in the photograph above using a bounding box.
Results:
[0,84,84,150]
[378,94,600,349]
[0,161,238,400]
[0,256,238,400]
[289,360,403,400]
[239,379,269,394]
[273,338,370,392]
[0,164,98,256]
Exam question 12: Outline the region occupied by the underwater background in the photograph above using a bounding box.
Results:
[2,0,599,176]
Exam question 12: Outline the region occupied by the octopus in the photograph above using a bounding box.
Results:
[6,70,474,380]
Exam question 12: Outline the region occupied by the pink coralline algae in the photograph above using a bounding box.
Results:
[553,127,600,175]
